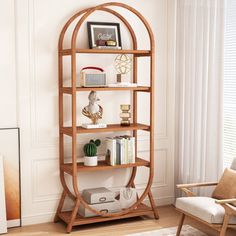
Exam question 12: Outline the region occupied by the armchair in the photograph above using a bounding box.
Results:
[175,160,236,236]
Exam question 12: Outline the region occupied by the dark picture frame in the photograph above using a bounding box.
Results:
[87,22,122,49]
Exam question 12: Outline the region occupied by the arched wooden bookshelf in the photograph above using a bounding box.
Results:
[54,2,159,233]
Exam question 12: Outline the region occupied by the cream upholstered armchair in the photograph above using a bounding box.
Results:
[175,159,236,236]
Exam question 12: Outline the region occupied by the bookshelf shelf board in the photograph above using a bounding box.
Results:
[58,203,153,226]
[61,49,151,57]
[61,158,150,174]
[62,86,150,93]
[61,123,150,136]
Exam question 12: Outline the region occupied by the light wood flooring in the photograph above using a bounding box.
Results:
[7,206,236,236]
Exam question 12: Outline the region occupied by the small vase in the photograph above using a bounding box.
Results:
[84,156,97,166]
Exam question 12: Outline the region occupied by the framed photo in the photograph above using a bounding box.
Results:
[0,155,7,234]
[87,22,122,49]
[0,128,21,228]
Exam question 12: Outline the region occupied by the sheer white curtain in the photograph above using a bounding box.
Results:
[175,0,225,191]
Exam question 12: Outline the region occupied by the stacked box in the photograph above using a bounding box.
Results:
[79,187,121,217]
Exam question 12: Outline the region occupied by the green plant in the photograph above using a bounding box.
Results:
[83,139,101,157]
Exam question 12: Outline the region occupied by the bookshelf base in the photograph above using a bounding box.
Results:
[57,203,154,227]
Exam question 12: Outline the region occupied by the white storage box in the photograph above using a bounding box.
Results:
[78,200,121,217]
[82,187,115,204]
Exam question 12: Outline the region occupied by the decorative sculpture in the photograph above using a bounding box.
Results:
[120,104,131,126]
[82,91,106,128]
[115,54,132,83]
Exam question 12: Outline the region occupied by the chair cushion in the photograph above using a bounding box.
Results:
[175,197,236,224]
[230,158,236,170]
[212,168,236,206]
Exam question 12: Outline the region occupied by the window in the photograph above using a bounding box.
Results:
[224,0,236,168]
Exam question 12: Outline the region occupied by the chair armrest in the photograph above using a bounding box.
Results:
[215,199,236,205]
[177,182,218,197]
[177,182,218,189]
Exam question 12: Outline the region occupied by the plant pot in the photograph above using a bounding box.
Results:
[84,156,97,166]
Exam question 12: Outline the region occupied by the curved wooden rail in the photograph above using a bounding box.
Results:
[56,2,157,232]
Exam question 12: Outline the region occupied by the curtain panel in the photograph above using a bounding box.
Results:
[175,0,225,195]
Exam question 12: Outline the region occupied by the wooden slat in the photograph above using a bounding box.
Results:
[61,157,150,174]
[61,49,151,57]
[61,123,150,136]
[58,203,153,226]
[62,86,150,93]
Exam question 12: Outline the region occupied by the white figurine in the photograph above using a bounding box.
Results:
[82,91,103,124]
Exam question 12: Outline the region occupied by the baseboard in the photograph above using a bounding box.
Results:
[22,196,175,226]
[143,195,175,207]
[22,212,55,226]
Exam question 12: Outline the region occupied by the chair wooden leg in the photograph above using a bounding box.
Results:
[220,214,230,236]
[176,213,185,236]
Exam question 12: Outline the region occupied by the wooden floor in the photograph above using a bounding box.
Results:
[7,206,236,236]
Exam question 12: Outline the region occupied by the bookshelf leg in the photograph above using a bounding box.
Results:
[148,191,159,219]
[54,190,67,223]
[66,198,81,233]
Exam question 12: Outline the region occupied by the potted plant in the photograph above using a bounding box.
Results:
[83,139,101,166]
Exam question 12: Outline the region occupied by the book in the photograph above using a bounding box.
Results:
[119,135,135,164]
[106,136,136,166]
[129,137,135,163]
[105,138,116,166]
[116,137,125,164]
[107,83,138,87]
[116,141,121,165]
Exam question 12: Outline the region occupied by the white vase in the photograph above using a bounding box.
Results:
[84,156,97,166]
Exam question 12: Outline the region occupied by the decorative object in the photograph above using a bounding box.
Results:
[120,104,131,126]
[80,67,107,87]
[0,128,21,228]
[82,187,115,204]
[119,187,137,209]
[0,155,7,234]
[78,200,121,217]
[83,139,101,166]
[82,91,107,128]
[126,225,207,236]
[87,22,122,49]
[175,158,236,236]
[106,40,117,46]
[115,54,132,83]
[56,2,157,233]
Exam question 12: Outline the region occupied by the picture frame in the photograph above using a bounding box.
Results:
[0,128,21,228]
[87,22,122,49]
[0,155,7,234]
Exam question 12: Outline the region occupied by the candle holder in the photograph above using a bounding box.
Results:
[120,104,131,126]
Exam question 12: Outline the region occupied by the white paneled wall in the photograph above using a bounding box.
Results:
[1,0,176,225]
[0,0,17,127]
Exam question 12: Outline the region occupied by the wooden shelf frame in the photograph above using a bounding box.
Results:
[55,2,158,233]
[61,157,150,174]
[57,203,153,226]
[61,123,150,136]
[61,49,151,57]
[62,86,151,93]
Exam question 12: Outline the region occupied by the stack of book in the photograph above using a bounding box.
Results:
[105,136,135,166]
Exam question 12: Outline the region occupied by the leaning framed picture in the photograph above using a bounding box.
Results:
[87,22,122,49]
[0,155,7,234]
[0,128,21,228]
